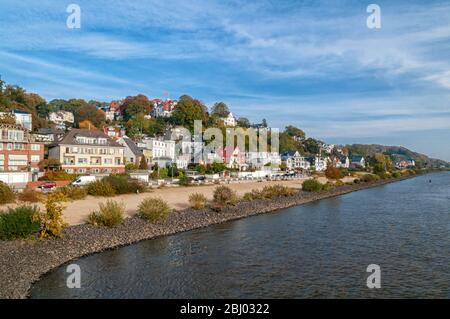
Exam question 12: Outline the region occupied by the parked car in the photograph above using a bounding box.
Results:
[71,175,96,186]
[38,181,57,190]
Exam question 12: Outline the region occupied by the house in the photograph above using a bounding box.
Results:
[306,156,328,171]
[330,155,350,168]
[48,129,125,174]
[117,136,144,166]
[220,112,237,127]
[216,146,245,169]
[136,137,175,168]
[395,159,415,169]
[103,126,126,140]
[104,101,122,121]
[0,123,44,174]
[246,151,281,168]
[0,109,33,131]
[151,99,177,118]
[321,143,335,154]
[32,128,65,145]
[281,151,310,170]
[350,155,366,168]
[48,110,74,129]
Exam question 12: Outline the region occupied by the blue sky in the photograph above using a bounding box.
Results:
[1,0,450,160]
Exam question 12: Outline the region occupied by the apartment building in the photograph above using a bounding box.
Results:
[48,129,125,174]
[0,123,44,172]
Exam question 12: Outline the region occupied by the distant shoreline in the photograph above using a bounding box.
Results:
[0,173,433,299]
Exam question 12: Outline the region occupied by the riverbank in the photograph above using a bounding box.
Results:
[0,174,423,298]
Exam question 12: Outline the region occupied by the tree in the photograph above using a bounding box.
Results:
[211,102,230,117]
[370,153,392,174]
[79,120,97,130]
[139,156,148,170]
[261,119,268,128]
[237,117,250,128]
[325,165,341,179]
[121,94,154,121]
[172,95,208,132]
[0,113,16,125]
[77,104,105,127]
[285,125,305,140]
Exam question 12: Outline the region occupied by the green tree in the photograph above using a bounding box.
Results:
[211,102,230,117]
[237,117,250,128]
[172,95,208,132]
[285,125,305,140]
[139,156,149,170]
[122,94,154,121]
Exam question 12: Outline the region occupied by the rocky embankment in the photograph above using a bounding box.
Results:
[0,176,416,299]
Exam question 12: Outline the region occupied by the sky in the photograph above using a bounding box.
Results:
[0,0,449,160]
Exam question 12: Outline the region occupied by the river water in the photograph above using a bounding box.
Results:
[31,172,450,298]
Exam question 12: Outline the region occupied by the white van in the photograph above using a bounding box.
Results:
[71,175,97,186]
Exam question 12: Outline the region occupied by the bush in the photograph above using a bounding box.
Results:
[361,174,381,183]
[302,179,324,192]
[335,180,345,187]
[189,193,207,209]
[87,200,125,227]
[325,165,342,179]
[87,180,116,197]
[39,171,78,181]
[0,205,41,240]
[392,171,402,178]
[353,178,360,184]
[377,172,391,180]
[33,192,67,238]
[213,185,237,207]
[55,186,87,200]
[178,175,192,186]
[17,188,42,203]
[138,197,171,222]
[0,182,15,205]
[103,174,146,194]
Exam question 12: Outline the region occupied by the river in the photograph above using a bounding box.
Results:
[31,172,450,298]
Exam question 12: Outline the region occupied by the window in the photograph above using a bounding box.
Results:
[31,144,41,151]
[7,143,12,151]
[31,155,40,162]
[14,143,24,150]
[98,138,107,145]
[0,143,2,150]
[77,158,88,164]
[104,158,112,165]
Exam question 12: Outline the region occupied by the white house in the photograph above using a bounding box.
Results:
[0,110,32,131]
[151,99,177,118]
[350,155,366,168]
[246,151,281,168]
[281,151,310,170]
[48,110,74,129]
[221,112,237,127]
[137,137,175,167]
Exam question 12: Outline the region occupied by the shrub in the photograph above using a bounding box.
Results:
[39,171,78,181]
[392,171,402,178]
[55,186,87,200]
[138,197,171,222]
[178,175,192,186]
[361,174,381,183]
[377,172,391,180]
[353,178,360,184]
[33,192,67,238]
[17,188,42,203]
[87,200,125,227]
[0,205,41,240]
[243,189,264,201]
[0,182,15,205]
[188,193,207,209]
[302,179,324,192]
[335,180,345,187]
[87,180,116,197]
[325,165,342,179]
[103,174,146,194]
[213,185,237,206]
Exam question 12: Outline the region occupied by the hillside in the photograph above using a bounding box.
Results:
[344,144,448,168]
